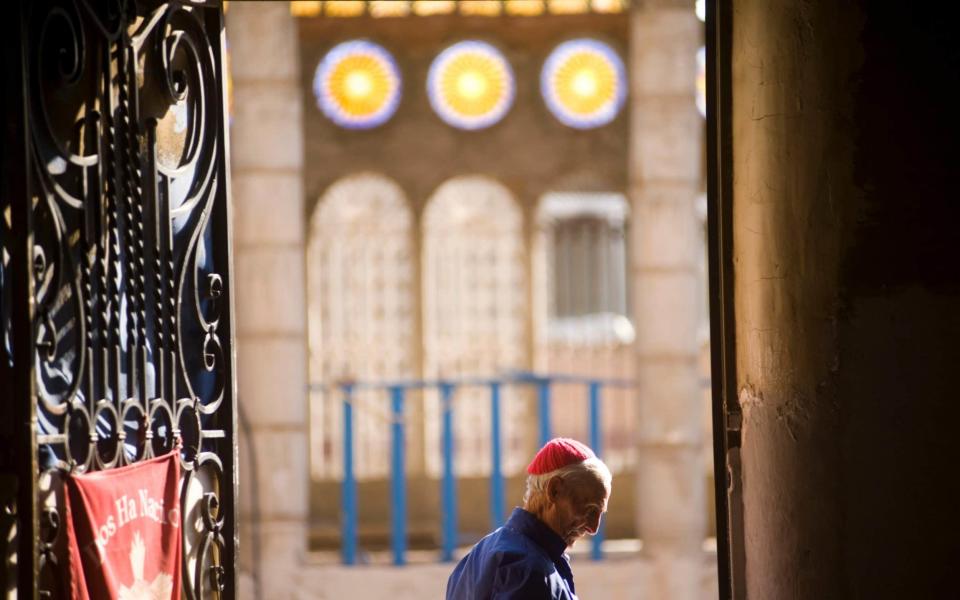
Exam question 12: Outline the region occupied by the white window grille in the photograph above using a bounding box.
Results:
[534,192,636,472]
[307,173,415,480]
[538,192,633,345]
[422,176,529,477]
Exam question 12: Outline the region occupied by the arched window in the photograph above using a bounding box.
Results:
[308,173,415,479]
[422,176,528,476]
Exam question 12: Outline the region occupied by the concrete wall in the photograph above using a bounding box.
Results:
[732,1,960,598]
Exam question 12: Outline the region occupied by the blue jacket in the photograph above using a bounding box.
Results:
[446,508,578,599]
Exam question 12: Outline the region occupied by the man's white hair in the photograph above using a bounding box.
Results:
[522,457,612,513]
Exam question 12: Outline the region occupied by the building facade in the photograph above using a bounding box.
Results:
[229,1,712,597]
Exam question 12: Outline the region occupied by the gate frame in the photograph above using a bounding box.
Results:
[0,1,238,597]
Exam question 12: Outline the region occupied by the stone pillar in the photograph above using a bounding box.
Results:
[629,2,704,598]
[226,4,307,598]
[730,2,960,598]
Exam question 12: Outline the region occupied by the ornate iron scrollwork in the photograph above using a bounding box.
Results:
[3,0,236,597]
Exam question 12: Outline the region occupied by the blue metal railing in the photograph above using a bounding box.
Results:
[489,382,505,530]
[390,386,406,565]
[327,372,636,566]
[440,382,457,562]
[341,383,357,565]
[587,381,604,562]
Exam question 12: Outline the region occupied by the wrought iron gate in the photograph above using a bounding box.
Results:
[1,0,237,597]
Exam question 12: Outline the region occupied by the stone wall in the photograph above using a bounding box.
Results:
[629,1,705,599]
[227,4,712,598]
[292,552,719,600]
[227,4,308,598]
[298,13,630,218]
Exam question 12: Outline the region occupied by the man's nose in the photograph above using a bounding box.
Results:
[585,512,602,535]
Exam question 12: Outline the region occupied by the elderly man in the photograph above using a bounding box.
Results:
[446,437,612,599]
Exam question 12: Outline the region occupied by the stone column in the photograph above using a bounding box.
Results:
[629,2,704,598]
[730,2,960,598]
[226,4,307,598]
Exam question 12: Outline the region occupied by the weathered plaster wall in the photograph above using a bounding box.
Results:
[733,1,960,598]
[732,1,856,595]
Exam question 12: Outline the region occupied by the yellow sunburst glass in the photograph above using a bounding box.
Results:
[429,41,515,130]
[553,52,617,115]
[440,54,507,117]
[328,55,393,117]
[542,39,626,129]
[315,40,401,129]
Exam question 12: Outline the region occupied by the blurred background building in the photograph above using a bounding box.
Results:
[226,1,713,597]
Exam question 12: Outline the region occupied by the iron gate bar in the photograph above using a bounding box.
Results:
[705,0,742,597]
[1,1,238,596]
[4,2,41,592]
[209,0,240,586]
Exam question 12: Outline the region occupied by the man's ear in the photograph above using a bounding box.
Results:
[546,476,564,504]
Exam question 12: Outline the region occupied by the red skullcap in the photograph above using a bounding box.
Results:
[526,438,596,475]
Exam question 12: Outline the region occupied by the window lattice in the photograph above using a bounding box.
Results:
[308,173,415,479]
[422,176,529,477]
[534,192,635,472]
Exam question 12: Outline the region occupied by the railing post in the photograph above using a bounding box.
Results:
[489,381,504,528]
[390,386,406,566]
[440,382,457,562]
[537,378,552,446]
[588,381,604,561]
[341,384,357,565]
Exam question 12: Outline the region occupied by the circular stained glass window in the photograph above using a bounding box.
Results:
[541,39,626,129]
[314,40,401,129]
[427,41,515,130]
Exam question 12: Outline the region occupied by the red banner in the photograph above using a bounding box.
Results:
[64,451,182,600]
